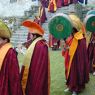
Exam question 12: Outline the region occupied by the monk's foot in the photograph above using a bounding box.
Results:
[93,72,95,76]
[64,79,67,83]
[64,88,69,92]
[72,91,77,95]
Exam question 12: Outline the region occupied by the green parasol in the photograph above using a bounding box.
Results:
[84,14,95,32]
[48,13,73,39]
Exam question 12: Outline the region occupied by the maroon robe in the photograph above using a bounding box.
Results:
[70,0,78,3]
[49,34,60,50]
[87,33,95,72]
[23,33,33,48]
[56,0,62,8]
[0,48,22,95]
[34,17,41,25]
[41,0,49,8]
[63,0,69,6]
[21,39,50,95]
[27,32,33,41]
[66,38,89,93]
[39,6,47,23]
[49,2,54,12]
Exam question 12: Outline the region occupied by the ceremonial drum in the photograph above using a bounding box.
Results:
[86,10,95,15]
[48,13,73,39]
[84,10,95,32]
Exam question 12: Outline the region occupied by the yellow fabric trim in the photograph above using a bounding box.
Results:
[67,30,84,79]
[48,0,51,11]
[69,14,83,32]
[48,3,50,11]
[48,0,57,11]
[40,8,43,17]
[21,37,44,95]
[40,8,43,18]
[53,0,57,11]
[0,43,12,70]
[39,7,43,18]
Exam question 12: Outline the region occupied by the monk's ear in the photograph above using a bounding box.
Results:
[72,28,78,34]
[4,38,9,43]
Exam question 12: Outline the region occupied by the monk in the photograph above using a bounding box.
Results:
[65,15,89,95]
[21,20,50,95]
[27,16,41,43]
[48,0,57,13]
[33,16,41,25]
[49,34,60,50]
[0,20,22,95]
[27,15,41,45]
[39,5,47,24]
[87,32,95,75]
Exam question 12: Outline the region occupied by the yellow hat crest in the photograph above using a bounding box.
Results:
[69,14,83,31]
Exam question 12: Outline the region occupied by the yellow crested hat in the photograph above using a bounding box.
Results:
[69,14,83,31]
[22,20,44,36]
[0,20,12,38]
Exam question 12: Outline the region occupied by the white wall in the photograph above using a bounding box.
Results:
[0,0,39,17]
